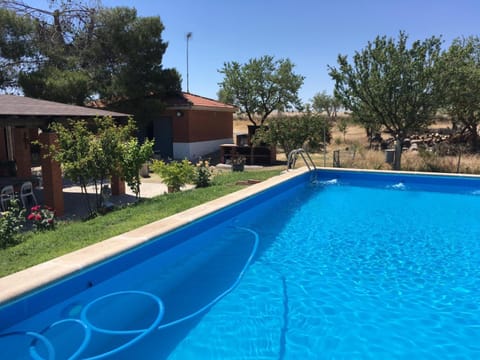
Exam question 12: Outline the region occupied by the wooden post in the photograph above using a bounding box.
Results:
[13,128,32,178]
[111,175,125,195]
[39,132,64,216]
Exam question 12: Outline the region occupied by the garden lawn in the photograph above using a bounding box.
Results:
[0,169,282,277]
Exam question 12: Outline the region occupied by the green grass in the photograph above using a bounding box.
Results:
[0,169,282,277]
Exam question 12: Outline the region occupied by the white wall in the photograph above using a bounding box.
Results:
[173,138,233,160]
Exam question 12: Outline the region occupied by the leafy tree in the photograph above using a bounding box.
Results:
[311,91,341,120]
[89,117,135,209]
[0,7,36,90]
[329,32,442,170]
[439,36,480,150]
[47,117,137,216]
[87,6,180,102]
[120,138,154,199]
[217,88,229,104]
[19,67,91,105]
[1,0,97,94]
[1,1,181,104]
[218,55,304,126]
[337,117,349,143]
[253,113,331,157]
[47,119,94,214]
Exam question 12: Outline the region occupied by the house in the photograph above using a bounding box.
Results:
[146,92,236,160]
[0,95,131,216]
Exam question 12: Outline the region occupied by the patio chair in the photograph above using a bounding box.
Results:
[20,181,37,208]
[0,185,15,211]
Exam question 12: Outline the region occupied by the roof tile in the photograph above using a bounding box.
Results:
[165,92,236,111]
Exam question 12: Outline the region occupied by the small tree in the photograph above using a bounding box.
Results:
[48,119,96,215]
[253,113,331,157]
[120,138,154,199]
[329,32,442,170]
[311,91,341,120]
[89,117,134,209]
[439,36,480,151]
[218,55,304,126]
[337,117,349,143]
[47,117,136,216]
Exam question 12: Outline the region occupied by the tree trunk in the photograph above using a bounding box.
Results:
[456,147,463,173]
[471,124,479,151]
[247,112,258,126]
[53,10,66,45]
[393,137,403,170]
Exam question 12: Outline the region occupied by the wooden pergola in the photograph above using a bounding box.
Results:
[0,95,131,216]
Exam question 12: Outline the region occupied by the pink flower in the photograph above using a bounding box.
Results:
[27,213,35,220]
[31,205,41,212]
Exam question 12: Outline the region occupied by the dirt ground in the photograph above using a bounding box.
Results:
[233,117,367,149]
[232,117,480,173]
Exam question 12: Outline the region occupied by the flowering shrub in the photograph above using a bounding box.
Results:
[0,200,25,248]
[151,159,195,192]
[232,155,246,172]
[232,155,246,165]
[194,159,213,188]
[28,205,55,231]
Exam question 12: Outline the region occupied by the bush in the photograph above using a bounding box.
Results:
[194,159,213,187]
[151,159,195,192]
[416,149,455,173]
[28,205,55,231]
[0,200,25,248]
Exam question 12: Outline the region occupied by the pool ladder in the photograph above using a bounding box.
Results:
[287,148,317,171]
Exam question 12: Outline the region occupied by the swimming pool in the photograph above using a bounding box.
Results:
[1,169,480,359]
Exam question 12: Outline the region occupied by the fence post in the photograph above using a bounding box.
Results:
[333,150,340,167]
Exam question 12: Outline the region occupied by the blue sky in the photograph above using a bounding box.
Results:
[29,0,480,103]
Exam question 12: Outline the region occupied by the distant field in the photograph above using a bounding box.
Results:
[233,116,480,174]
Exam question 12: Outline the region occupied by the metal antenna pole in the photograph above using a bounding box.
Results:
[186,32,192,93]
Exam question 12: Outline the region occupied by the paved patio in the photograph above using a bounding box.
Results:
[33,173,171,220]
[29,164,264,220]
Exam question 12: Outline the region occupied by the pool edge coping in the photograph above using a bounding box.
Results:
[0,167,309,306]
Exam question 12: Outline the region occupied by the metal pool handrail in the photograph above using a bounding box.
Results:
[287,148,316,171]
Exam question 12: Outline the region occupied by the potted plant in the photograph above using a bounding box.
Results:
[151,159,195,192]
[232,155,246,172]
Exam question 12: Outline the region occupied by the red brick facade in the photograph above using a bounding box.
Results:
[165,109,233,143]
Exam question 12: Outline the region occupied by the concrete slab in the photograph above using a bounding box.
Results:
[33,173,193,220]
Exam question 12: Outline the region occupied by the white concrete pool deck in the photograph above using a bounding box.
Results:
[0,167,309,306]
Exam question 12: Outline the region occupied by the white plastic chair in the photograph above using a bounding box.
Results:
[0,185,15,211]
[20,181,37,208]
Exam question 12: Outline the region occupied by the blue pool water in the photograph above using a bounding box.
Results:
[1,170,480,359]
